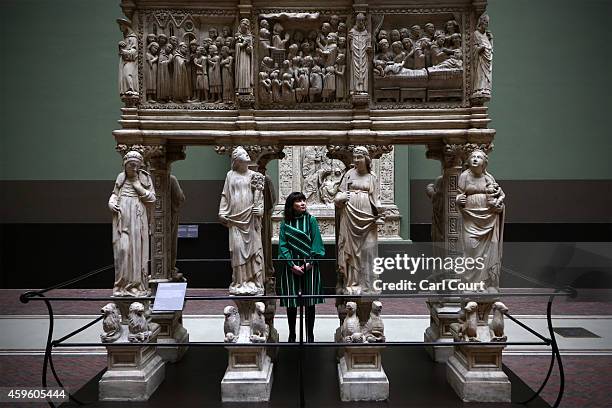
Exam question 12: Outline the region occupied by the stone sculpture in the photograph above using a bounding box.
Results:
[235,18,254,95]
[145,42,159,103]
[169,175,185,279]
[218,147,265,296]
[117,19,139,97]
[348,13,372,95]
[100,303,122,343]
[471,13,493,104]
[426,176,444,246]
[208,45,222,103]
[249,302,269,343]
[456,149,505,292]
[334,146,383,295]
[363,301,385,343]
[128,302,152,343]
[109,151,155,297]
[220,46,234,103]
[463,301,479,341]
[223,305,240,343]
[172,42,191,103]
[489,301,508,342]
[341,302,364,343]
[156,34,172,102]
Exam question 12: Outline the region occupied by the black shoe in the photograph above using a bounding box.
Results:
[307,334,315,343]
[288,334,296,343]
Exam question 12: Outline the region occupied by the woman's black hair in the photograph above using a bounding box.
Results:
[284,191,306,222]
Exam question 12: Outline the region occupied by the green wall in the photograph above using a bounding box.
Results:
[1,0,610,182]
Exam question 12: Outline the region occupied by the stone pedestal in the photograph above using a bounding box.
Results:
[337,346,388,402]
[152,311,189,363]
[446,344,510,402]
[221,326,273,402]
[424,300,462,363]
[99,324,165,401]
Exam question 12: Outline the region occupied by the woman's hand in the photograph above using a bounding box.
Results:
[291,265,304,276]
[252,207,263,217]
[110,203,121,213]
[456,193,467,206]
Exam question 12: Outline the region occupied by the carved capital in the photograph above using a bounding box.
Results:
[116,144,165,166]
[327,144,393,167]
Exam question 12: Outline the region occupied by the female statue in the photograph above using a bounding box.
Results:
[347,13,372,95]
[108,151,156,297]
[471,13,493,103]
[456,149,505,292]
[334,146,383,295]
[235,18,254,95]
[218,147,265,296]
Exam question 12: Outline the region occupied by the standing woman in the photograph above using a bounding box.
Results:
[278,192,325,342]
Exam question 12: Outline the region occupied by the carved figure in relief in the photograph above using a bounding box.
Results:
[322,66,336,102]
[426,176,444,248]
[430,31,450,66]
[317,22,332,51]
[259,19,272,53]
[100,303,122,343]
[270,70,282,102]
[489,301,508,341]
[272,23,290,50]
[334,146,382,295]
[281,72,295,105]
[348,13,372,95]
[341,302,364,343]
[187,40,199,102]
[117,19,139,97]
[329,15,340,33]
[432,33,462,69]
[145,42,159,103]
[218,147,265,296]
[309,65,323,102]
[208,45,222,103]
[223,305,240,343]
[172,42,191,103]
[193,46,209,102]
[295,67,310,103]
[235,18,254,95]
[319,169,343,204]
[156,34,172,102]
[221,26,234,53]
[456,149,504,292]
[220,46,234,103]
[334,53,346,101]
[363,301,385,343]
[208,27,219,42]
[250,302,269,343]
[259,71,273,104]
[445,20,460,44]
[128,302,152,343]
[109,151,155,297]
[471,13,493,103]
[169,175,185,279]
[260,56,274,74]
[424,23,436,40]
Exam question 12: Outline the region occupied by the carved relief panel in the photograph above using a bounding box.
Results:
[369,11,469,106]
[256,11,352,108]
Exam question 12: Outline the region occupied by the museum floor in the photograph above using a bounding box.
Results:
[1,289,611,407]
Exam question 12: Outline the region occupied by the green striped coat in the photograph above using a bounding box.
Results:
[278,212,325,307]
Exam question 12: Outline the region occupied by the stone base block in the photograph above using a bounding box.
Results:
[99,353,165,401]
[446,352,510,402]
[221,350,273,402]
[337,347,389,401]
[424,326,455,363]
[157,329,189,363]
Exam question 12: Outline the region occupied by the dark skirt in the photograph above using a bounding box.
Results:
[278,262,324,308]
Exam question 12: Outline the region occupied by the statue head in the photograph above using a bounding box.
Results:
[378,38,389,51]
[273,23,284,35]
[157,33,168,46]
[116,18,133,37]
[467,149,488,173]
[221,45,230,57]
[148,41,160,54]
[477,14,490,31]
[330,15,340,28]
[338,36,346,48]
[169,36,179,47]
[377,30,388,41]
[402,37,412,51]
[409,25,421,40]
[372,301,382,315]
[355,13,366,31]
[231,146,250,170]
[424,23,435,37]
[208,27,218,39]
[352,146,372,173]
[338,21,347,34]
[260,19,269,29]
[391,41,403,54]
[239,18,251,34]
[399,27,409,40]
[321,22,332,35]
[450,33,462,48]
[446,19,460,35]
[492,302,508,313]
[255,302,266,314]
[146,33,157,44]
[209,44,218,55]
[129,301,145,315]
[223,305,237,317]
[346,301,357,314]
[178,42,188,55]
[390,29,400,43]
[123,151,144,177]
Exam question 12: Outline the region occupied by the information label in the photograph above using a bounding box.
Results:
[152,282,187,312]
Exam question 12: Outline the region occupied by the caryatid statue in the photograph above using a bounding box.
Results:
[117,19,139,97]
[235,18,254,95]
[347,13,372,95]
[334,146,384,295]
[218,147,265,296]
[109,151,156,297]
[456,149,505,292]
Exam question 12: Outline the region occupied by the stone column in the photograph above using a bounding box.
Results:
[423,143,495,363]
[147,145,190,363]
[422,143,464,362]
